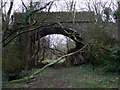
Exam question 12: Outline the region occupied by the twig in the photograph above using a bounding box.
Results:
[2,25,42,47]
[33,2,52,13]
[2,20,37,43]
[21,0,28,10]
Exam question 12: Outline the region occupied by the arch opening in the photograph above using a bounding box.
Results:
[37,25,84,49]
[38,34,76,60]
[35,25,85,68]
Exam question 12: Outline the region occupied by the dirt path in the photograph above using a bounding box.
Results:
[30,68,71,88]
[3,65,119,88]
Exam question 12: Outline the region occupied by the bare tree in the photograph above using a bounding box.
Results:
[2,0,54,70]
[23,1,53,70]
[2,0,14,41]
[117,1,120,43]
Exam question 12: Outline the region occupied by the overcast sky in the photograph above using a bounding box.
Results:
[3,0,118,13]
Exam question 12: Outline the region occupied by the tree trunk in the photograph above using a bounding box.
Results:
[25,32,32,70]
[117,2,120,43]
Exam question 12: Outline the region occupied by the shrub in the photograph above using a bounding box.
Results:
[85,43,107,66]
[2,42,25,74]
[103,47,120,72]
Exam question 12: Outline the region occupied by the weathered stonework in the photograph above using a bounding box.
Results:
[14,11,95,39]
[14,11,95,23]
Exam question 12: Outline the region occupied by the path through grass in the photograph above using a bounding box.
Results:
[2,65,119,88]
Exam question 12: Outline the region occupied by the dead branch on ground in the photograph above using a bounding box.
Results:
[5,41,90,83]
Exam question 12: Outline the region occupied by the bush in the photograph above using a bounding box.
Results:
[2,42,25,74]
[103,47,120,72]
[85,43,107,66]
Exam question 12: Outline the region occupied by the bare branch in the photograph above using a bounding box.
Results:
[7,1,13,18]
[21,0,28,10]
[2,21,87,47]
[33,1,52,13]
[2,20,37,43]
[1,2,7,8]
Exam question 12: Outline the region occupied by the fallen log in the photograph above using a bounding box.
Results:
[3,42,90,83]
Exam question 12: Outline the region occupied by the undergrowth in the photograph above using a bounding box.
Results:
[2,65,119,88]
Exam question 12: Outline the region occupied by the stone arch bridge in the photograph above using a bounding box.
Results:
[14,11,95,48]
[13,11,95,68]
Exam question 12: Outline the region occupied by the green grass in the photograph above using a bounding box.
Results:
[49,65,119,88]
[2,65,119,88]
[2,68,56,88]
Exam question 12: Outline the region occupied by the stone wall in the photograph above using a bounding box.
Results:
[14,11,95,23]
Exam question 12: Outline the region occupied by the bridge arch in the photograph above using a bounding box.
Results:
[35,24,85,66]
[37,25,84,49]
